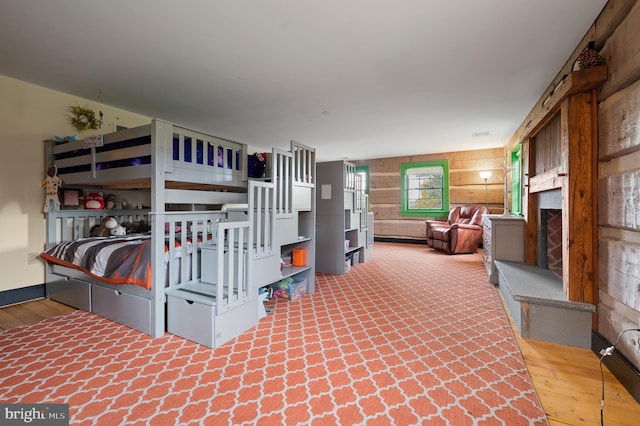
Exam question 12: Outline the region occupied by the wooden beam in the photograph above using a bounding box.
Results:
[564,91,597,304]
[524,139,538,265]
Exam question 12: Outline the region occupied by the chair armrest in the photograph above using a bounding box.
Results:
[426,220,450,228]
[450,223,482,230]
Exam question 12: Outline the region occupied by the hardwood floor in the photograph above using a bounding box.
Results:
[0,298,74,332]
[1,298,639,425]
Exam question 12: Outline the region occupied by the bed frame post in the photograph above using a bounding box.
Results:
[149,119,171,338]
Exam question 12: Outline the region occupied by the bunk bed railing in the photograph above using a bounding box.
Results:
[45,119,248,187]
[46,125,153,184]
[169,124,247,183]
[213,221,249,313]
[163,211,224,288]
[354,173,363,212]
[360,193,369,232]
[248,180,276,259]
[271,148,293,218]
[159,211,250,313]
[46,209,150,247]
[344,161,357,191]
[291,140,315,186]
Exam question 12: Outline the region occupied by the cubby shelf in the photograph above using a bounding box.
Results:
[316,160,372,275]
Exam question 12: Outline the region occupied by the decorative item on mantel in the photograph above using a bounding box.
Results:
[542,42,604,109]
[572,41,603,71]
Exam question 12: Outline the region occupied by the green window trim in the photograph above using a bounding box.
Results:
[511,145,522,215]
[400,160,449,217]
[355,165,370,195]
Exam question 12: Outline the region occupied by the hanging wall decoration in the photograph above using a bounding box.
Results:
[69,105,103,131]
[42,163,62,213]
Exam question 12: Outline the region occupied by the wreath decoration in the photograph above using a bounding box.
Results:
[69,105,102,131]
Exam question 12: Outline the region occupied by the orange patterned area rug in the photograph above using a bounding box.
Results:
[0,242,547,425]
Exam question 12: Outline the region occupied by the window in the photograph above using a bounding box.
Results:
[400,160,449,217]
[355,165,369,195]
[511,145,522,214]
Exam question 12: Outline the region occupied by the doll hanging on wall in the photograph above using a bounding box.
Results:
[42,163,62,213]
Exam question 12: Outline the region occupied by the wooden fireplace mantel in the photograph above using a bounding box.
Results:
[523,65,607,306]
[525,65,607,138]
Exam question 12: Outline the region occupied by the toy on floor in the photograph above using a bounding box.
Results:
[42,163,62,213]
[258,287,272,319]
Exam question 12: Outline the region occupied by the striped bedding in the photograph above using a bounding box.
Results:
[41,235,159,290]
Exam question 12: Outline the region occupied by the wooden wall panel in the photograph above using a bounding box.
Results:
[450,169,504,186]
[375,219,427,240]
[598,78,640,160]
[450,186,503,206]
[353,147,503,239]
[599,237,640,311]
[370,174,400,188]
[594,0,638,45]
[372,204,402,220]
[597,170,640,230]
[368,188,400,205]
[599,1,640,100]
[598,305,640,368]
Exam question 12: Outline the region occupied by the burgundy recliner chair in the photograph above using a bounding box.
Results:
[425,205,488,254]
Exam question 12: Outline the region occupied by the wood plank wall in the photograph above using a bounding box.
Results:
[508,0,640,368]
[595,0,640,369]
[352,147,504,241]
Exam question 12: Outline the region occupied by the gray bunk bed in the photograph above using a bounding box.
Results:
[43,119,267,344]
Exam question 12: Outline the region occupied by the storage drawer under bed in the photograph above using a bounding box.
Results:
[46,278,91,312]
[167,291,259,349]
[91,285,152,335]
[167,294,216,348]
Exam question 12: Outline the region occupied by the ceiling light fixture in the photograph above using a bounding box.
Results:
[473,131,490,137]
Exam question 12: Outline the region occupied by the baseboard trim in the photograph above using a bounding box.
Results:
[374,237,425,245]
[592,331,640,404]
[0,284,45,307]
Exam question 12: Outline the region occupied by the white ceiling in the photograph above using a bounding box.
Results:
[0,0,607,161]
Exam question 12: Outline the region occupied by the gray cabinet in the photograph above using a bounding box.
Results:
[482,215,525,284]
[316,161,369,274]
